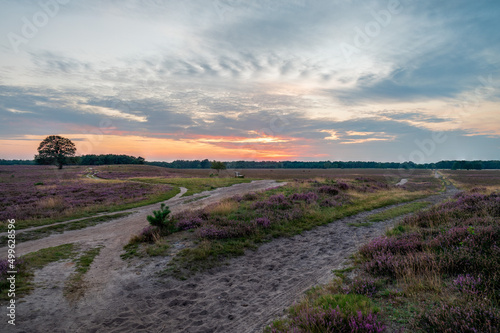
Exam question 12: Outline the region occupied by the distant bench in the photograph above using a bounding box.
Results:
[234,171,245,178]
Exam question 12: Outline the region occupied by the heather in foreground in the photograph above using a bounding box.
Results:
[266,191,500,333]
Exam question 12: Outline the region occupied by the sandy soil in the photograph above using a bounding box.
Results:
[395,178,408,186]
[3,179,458,333]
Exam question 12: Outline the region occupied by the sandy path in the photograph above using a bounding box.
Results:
[4,180,458,333]
[395,178,408,186]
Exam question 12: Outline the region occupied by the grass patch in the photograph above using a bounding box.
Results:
[266,282,384,332]
[145,240,170,256]
[121,243,140,260]
[131,177,252,197]
[1,244,75,300]
[385,224,410,237]
[367,201,431,222]
[64,246,102,300]
[0,212,133,246]
[332,266,355,280]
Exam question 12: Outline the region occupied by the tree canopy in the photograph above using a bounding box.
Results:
[34,135,77,169]
[210,160,226,174]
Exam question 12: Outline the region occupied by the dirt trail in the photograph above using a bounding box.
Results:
[395,178,408,186]
[5,179,458,333]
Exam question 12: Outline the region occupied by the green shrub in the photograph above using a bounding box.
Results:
[147,204,176,233]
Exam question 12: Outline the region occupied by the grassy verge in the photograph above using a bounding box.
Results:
[130,177,253,197]
[0,212,133,246]
[367,201,431,222]
[3,186,179,231]
[0,244,75,300]
[266,191,500,332]
[64,246,102,300]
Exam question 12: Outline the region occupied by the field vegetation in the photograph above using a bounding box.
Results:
[0,165,252,231]
[265,175,500,332]
[441,170,500,192]
[126,172,441,279]
[0,165,177,230]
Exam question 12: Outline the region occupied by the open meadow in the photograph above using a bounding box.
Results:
[0,165,250,230]
[441,169,500,192]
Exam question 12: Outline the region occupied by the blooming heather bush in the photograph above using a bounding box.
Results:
[320,199,342,208]
[252,194,292,210]
[267,305,385,333]
[0,259,11,277]
[318,186,339,196]
[232,195,243,202]
[401,192,500,229]
[289,192,319,204]
[261,207,304,223]
[414,300,499,333]
[430,225,499,281]
[359,234,424,259]
[137,226,157,243]
[336,181,350,191]
[355,177,376,183]
[364,252,435,278]
[254,217,271,228]
[197,219,256,239]
[242,192,259,201]
[343,278,379,298]
[470,186,488,193]
[453,274,483,295]
[176,217,204,230]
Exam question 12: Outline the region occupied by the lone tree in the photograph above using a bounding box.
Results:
[210,160,226,175]
[35,135,76,169]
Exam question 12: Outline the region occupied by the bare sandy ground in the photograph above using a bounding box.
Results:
[3,180,458,333]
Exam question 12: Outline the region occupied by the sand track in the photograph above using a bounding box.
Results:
[4,180,458,333]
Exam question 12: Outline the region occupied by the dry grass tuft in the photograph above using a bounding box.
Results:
[205,200,239,216]
[36,196,64,210]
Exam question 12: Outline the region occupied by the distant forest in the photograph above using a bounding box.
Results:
[1,155,499,170]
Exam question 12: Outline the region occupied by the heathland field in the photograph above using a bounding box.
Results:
[0,165,250,230]
[1,166,498,332]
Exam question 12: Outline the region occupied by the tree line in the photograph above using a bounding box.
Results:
[2,158,500,170]
[147,159,500,170]
[0,154,145,166]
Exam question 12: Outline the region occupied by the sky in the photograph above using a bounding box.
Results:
[0,0,499,162]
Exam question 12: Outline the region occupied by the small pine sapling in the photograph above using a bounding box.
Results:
[147,204,176,234]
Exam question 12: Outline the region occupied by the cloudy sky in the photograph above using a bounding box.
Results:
[0,0,499,162]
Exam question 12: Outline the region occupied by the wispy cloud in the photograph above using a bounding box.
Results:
[0,0,499,161]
